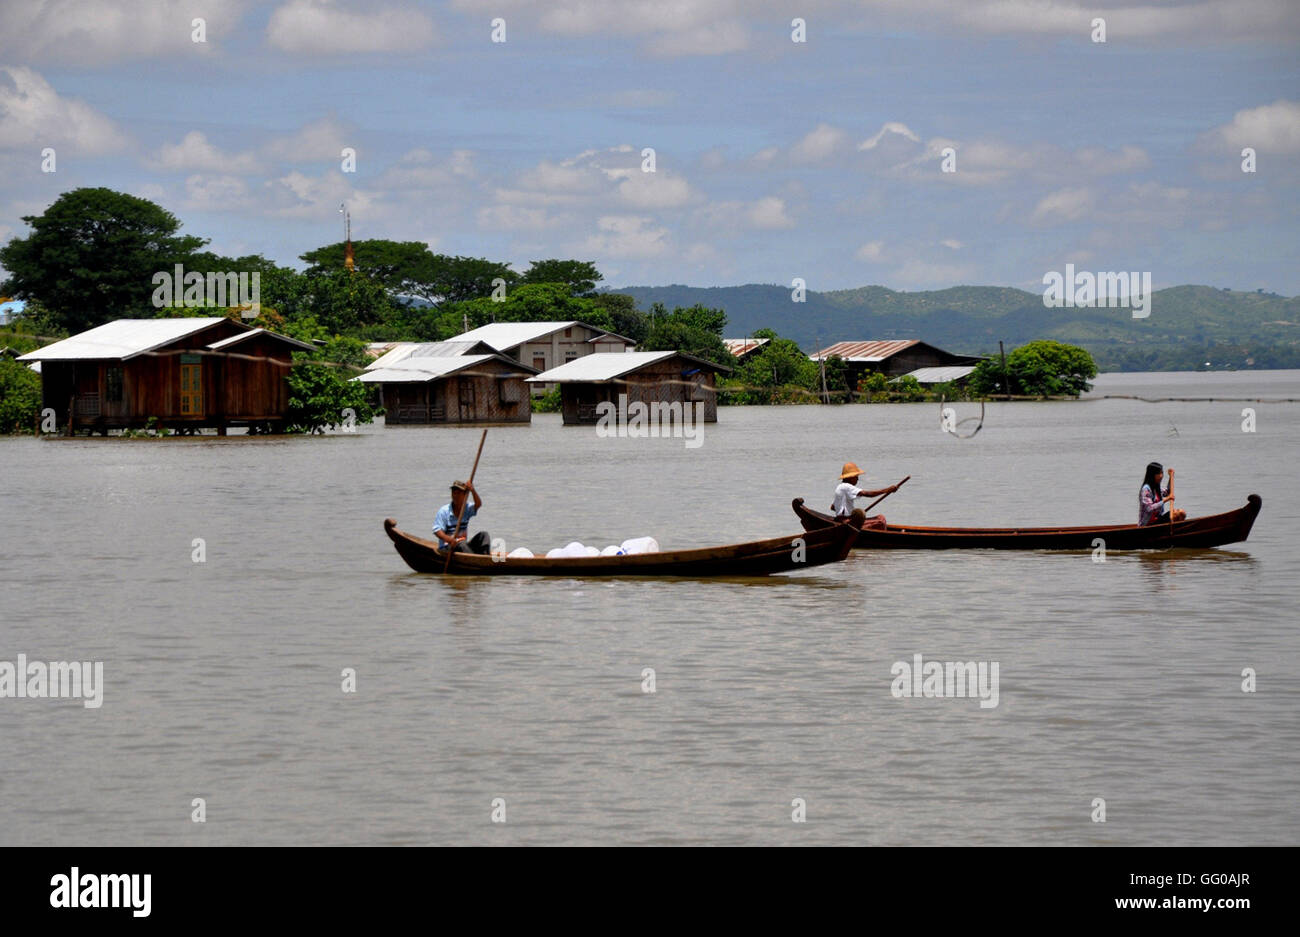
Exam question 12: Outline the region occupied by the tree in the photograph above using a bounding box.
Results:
[0,188,206,333]
[590,292,648,342]
[442,282,614,335]
[727,327,818,402]
[426,255,519,304]
[0,358,42,434]
[521,259,602,295]
[968,340,1097,397]
[642,303,733,367]
[300,268,404,335]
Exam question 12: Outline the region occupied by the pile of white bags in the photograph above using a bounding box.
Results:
[534,536,660,559]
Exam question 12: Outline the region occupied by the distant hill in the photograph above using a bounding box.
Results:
[610,283,1300,371]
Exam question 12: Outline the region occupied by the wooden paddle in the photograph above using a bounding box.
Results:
[443,429,488,572]
[864,475,910,514]
[1167,467,1175,533]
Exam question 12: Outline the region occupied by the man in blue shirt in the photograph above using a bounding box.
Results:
[433,480,490,553]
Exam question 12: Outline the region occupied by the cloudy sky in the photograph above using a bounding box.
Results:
[2,0,1298,293]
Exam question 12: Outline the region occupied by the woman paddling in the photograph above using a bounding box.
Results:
[1138,461,1185,526]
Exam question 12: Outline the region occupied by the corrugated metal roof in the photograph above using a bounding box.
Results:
[724,338,769,357]
[353,355,500,383]
[18,318,228,362]
[893,365,977,384]
[206,328,313,351]
[527,351,675,382]
[365,340,485,370]
[454,321,580,350]
[809,340,918,361]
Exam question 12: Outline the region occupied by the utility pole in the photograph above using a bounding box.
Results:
[998,340,1010,400]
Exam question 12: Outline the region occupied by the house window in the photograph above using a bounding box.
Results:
[533,355,546,370]
[565,351,578,362]
[105,367,124,403]
[564,328,572,337]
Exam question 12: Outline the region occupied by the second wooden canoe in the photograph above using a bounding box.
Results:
[791,495,1262,550]
[385,517,861,576]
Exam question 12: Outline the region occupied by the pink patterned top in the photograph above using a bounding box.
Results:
[1138,483,1169,526]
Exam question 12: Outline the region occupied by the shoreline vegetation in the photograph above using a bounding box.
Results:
[0,187,1290,435]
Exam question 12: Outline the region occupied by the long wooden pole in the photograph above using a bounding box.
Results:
[864,475,910,514]
[999,341,1010,401]
[443,429,488,572]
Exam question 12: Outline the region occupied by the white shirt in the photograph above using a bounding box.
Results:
[832,481,865,517]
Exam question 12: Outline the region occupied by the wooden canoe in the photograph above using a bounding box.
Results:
[384,517,860,576]
[791,494,1262,551]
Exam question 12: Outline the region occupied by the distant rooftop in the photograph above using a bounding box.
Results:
[454,321,634,351]
[723,338,769,357]
[809,340,919,362]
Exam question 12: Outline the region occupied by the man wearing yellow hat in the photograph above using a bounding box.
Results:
[832,462,897,529]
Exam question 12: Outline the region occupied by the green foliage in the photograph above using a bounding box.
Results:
[443,283,615,336]
[0,357,42,434]
[530,385,562,413]
[642,303,733,367]
[968,339,1098,397]
[889,374,926,401]
[300,269,403,335]
[285,356,376,434]
[0,188,206,333]
[729,331,817,402]
[521,259,602,295]
[590,292,648,342]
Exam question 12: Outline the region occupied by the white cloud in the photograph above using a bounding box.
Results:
[150,131,261,173]
[0,0,247,65]
[181,174,254,211]
[580,215,670,258]
[940,238,963,250]
[264,116,352,161]
[791,123,849,163]
[267,0,435,54]
[748,196,794,229]
[859,122,920,150]
[0,66,127,153]
[617,171,696,209]
[1206,99,1300,154]
[1030,187,1095,225]
[856,240,886,261]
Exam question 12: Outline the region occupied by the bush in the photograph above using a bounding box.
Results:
[531,385,561,413]
[0,358,41,434]
[285,357,375,434]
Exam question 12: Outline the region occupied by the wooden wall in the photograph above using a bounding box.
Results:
[44,321,300,431]
[381,360,532,425]
[559,360,719,425]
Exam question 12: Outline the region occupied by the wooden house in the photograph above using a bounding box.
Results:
[18,317,313,434]
[354,354,537,425]
[453,321,635,395]
[528,351,730,425]
[808,339,983,388]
